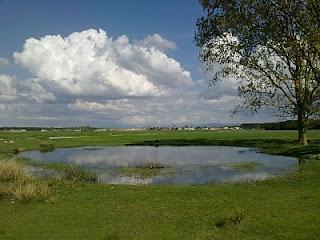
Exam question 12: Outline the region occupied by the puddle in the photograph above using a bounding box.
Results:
[19,146,298,185]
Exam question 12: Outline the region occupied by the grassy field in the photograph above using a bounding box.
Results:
[0,129,320,239]
[0,129,319,155]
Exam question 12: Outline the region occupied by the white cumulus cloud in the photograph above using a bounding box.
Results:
[138,33,176,51]
[69,99,138,114]
[14,29,192,99]
[0,75,17,101]
[0,28,270,127]
[0,74,55,104]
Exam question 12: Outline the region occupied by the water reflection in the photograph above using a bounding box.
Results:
[20,146,298,185]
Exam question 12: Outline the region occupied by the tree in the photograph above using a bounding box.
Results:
[195,0,320,145]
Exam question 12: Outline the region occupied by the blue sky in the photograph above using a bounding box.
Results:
[0,0,275,127]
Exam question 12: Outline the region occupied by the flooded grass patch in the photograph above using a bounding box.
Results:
[132,161,169,169]
[117,162,171,178]
[118,167,161,178]
[118,167,171,179]
[230,162,262,171]
[15,157,97,183]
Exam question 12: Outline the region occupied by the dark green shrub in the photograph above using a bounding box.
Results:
[39,143,55,152]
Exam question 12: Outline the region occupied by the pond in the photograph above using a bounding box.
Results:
[19,146,298,185]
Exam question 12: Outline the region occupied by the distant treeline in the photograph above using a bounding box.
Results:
[241,119,320,130]
[0,126,96,131]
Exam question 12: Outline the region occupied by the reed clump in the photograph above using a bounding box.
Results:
[0,160,29,182]
[0,160,53,202]
[11,181,52,203]
[61,165,97,183]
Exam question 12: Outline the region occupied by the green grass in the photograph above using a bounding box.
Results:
[214,207,245,228]
[1,168,320,239]
[0,129,319,239]
[0,129,319,154]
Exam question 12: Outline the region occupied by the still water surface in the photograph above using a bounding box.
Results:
[20,146,298,185]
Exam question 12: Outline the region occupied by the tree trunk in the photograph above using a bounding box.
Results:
[298,113,308,146]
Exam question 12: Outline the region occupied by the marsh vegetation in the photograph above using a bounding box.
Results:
[0,160,53,203]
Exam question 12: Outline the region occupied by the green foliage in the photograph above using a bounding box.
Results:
[195,0,320,145]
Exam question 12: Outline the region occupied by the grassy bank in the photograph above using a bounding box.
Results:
[0,130,319,239]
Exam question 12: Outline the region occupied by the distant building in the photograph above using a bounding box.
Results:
[9,129,26,132]
[94,129,108,132]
